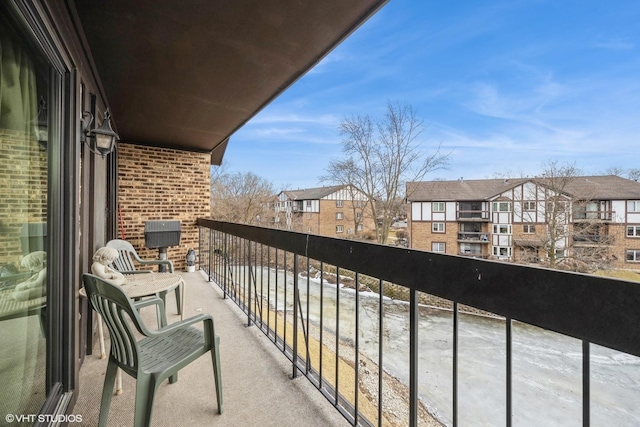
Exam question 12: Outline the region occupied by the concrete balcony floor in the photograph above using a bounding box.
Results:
[74,271,349,427]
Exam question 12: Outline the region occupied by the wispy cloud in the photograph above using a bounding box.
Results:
[222,0,640,188]
[593,38,635,51]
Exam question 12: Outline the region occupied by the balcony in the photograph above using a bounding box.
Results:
[456,210,490,221]
[75,271,348,426]
[573,209,615,222]
[457,232,490,243]
[572,234,615,246]
[457,251,489,259]
[76,220,640,426]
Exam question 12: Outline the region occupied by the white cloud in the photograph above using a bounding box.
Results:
[593,39,635,51]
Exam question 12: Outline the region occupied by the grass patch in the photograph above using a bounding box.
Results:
[594,270,640,282]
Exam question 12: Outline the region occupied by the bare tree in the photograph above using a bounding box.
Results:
[211,171,275,224]
[322,159,369,237]
[534,161,581,268]
[322,101,449,244]
[603,167,640,182]
[515,161,614,271]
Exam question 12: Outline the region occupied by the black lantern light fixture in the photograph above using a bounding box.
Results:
[31,97,48,151]
[81,109,120,157]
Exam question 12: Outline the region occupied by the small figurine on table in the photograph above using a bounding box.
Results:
[91,247,125,286]
[10,251,47,301]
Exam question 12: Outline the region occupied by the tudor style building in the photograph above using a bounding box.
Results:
[274,185,375,238]
[407,175,640,269]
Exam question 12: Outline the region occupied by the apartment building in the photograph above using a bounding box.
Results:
[407,175,640,270]
[274,185,374,237]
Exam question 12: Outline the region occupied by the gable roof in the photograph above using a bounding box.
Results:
[558,175,640,200]
[287,185,348,201]
[407,175,640,202]
[406,178,528,202]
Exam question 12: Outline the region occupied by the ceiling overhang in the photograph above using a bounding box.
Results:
[72,0,388,164]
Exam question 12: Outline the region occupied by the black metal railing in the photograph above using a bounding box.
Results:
[572,234,615,245]
[573,210,614,221]
[457,232,490,242]
[456,210,490,220]
[197,219,640,427]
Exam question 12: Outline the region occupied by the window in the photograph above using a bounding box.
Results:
[306,200,312,208]
[336,225,344,233]
[547,200,568,214]
[493,247,512,257]
[336,200,343,207]
[0,15,51,416]
[555,249,567,258]
[432,222,445,233]
[523,224,535,234]
[432,202,445,212]
[336,212,343,220]
[356,224,363,232]
[629,201,640,212]
[493,202,511,212]
[493,224,511,234]
[432,242,445,253]
[460,243,482,254]
[523,201,536,211]
[356,212,362,220]
[626,250,640,262]
[627,226,640,237]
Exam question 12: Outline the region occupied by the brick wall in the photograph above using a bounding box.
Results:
[117,143,210,271]
[410,221,459,253]
[612,223,632,269]
[0,129,47,266]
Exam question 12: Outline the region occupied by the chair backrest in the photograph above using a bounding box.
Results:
[83,273,144,374]
[106,239,139,272]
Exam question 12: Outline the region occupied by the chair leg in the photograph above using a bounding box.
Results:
[211,335,223,414]
[99,361,118,427]
[169,371,178,384]
[97,315,106,359]
[133,374,157,427]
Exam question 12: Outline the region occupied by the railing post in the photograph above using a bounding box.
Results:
[292,254,299,379]
[378,278,384,427]
[583,340,590,427]
[409,289,418,427]
[247,239,252,327]
[453,302,458,427]
[507,317,512,427]
[222,232,228,298]
[208,228,213,281]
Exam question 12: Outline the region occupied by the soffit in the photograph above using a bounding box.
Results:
[73,0,387,164]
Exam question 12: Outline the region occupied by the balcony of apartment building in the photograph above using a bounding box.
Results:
[10,1,636,424]
[456,202,490,222]
[72,220,640,426]
[572,205,615,222]
[292,201,305,213]
[572,223,615,246]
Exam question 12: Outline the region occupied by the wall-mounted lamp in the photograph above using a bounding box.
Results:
[32,97,48,151]
[81,109,120,157]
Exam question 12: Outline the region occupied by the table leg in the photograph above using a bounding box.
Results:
[115,370,122,395]
[180,280,185,321]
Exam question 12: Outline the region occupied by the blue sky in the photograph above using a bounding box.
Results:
[221,0,640,190]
